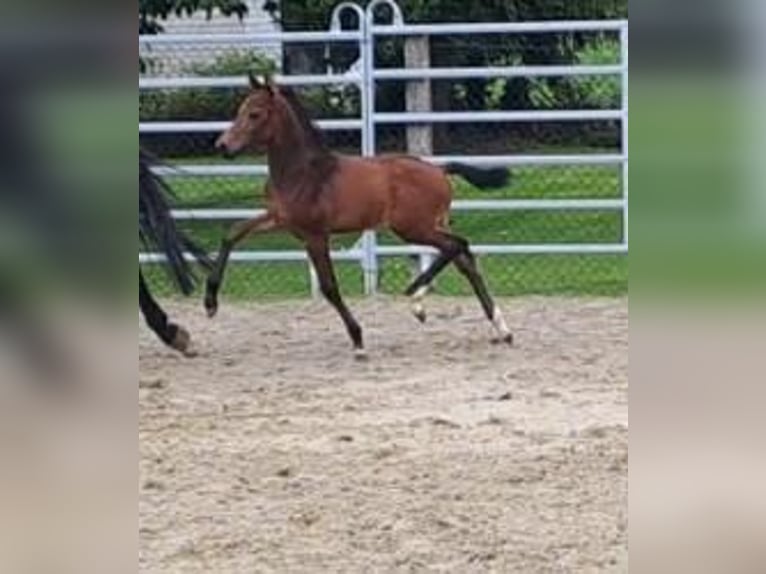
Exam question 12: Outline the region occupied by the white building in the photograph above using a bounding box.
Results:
[142,0,282,76]
[162,0,277,36]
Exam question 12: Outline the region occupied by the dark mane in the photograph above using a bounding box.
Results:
[279,86,338,181]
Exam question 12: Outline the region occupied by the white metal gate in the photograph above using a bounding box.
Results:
[139,0,628,296]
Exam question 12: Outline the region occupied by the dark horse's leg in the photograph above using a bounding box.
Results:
[205,213,278,317]
[140,271,195,356]
[305,235,365,357]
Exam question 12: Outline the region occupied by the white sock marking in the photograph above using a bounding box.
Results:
[492,306,512,338]
[411,286,429,317]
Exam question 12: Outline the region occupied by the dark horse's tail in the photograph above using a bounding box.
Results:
[444,163,511,189]
[139,150,212,295]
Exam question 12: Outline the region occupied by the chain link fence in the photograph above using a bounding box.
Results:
[139,18,627,300]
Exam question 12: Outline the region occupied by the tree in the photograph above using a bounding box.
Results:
[139,0,249,34]
[264,0,627,76]
[265,0,626,30]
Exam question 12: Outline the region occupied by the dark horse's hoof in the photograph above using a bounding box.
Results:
[353,348,369,361]
[171,326,198,358]
[204,296,218,319]
[413,309,427,324]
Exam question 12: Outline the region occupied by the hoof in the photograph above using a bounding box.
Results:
[181,343,199,358]
[353,348,369,361]
[413,309,427,324]
[204,298,218,319]
[491,333,514,347]
[171,327,198,358]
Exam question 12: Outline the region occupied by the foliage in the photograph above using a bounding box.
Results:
[570,37,622,109]
[528,37,621,110]
[190,51,277,77]
[265,0,626,30]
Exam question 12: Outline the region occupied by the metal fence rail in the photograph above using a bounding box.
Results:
[139,1,628,297]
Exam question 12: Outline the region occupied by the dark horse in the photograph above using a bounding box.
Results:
[140,150,211,356]
[206,74,513,357]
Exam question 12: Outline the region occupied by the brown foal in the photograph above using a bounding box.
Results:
[206,73,513,356]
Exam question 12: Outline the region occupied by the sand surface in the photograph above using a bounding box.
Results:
[140,297,628,573]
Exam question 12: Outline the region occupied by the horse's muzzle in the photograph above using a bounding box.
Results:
[215,142,234,159]
[215,138,237,160]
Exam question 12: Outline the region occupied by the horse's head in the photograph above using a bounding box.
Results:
[215,73,278,158]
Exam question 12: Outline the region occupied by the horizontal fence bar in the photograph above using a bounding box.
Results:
[139,243,627,265]
[374,65,623,81]
[141,112,621,135]
[152,154,625,178]
[138,30,363,45]
[372,20,628,36]
[169,199,624,221]
[139,119,362,133]
[376,244,628,256]
[140,251,361,264]
[139,74,362,90]
[451,199,623,211]
[139,66,621,91]
[154,165,269,177]
[171,209,266,219]
[374,110,623,124]
[430,154,626,166]
[138,21,627,47]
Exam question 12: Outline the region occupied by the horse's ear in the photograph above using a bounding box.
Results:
[248,71,263,90]
[249,72,276,97]
[262,73,276,96]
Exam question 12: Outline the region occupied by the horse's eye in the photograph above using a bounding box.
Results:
[249,112,262,120]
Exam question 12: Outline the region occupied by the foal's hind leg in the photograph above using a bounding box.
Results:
[398,230,463,323]
[205,213,278,317]
[140,272,196,356]
[405,252,452,323]
[452,249,513,345]
[305,235,365,357]
[397,228,513,344]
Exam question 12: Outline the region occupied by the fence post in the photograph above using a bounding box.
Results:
[404,35,432,157]
[360,8,379,296]
[404,34,435,286]
[620,23,629,248]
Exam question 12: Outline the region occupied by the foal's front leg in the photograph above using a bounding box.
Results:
[205,213,278,317]
[305,235,365,357]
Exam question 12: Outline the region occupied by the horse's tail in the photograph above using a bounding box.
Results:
[139,150,212,295]
[444,163,511,190]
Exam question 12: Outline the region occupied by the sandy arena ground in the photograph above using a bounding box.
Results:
[140,297,628,573]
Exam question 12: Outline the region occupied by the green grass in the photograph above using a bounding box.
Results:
[145,159,628,298]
